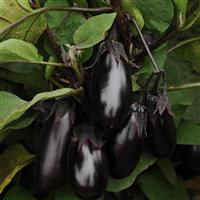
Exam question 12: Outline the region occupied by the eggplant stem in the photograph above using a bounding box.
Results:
[132,18,160,73]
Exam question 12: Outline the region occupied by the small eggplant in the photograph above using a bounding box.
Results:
[34,99,76,191]
[177,145,200,178]
[90,48,131,128]
[147,106,176,158]
[68,125,109,200]
[107,104,145,178]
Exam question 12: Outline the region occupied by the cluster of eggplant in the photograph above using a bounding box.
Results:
[34,41,176,200]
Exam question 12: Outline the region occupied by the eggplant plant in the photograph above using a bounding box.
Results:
[0,0,199,200]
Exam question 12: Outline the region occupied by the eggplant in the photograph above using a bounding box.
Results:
[147,107,176,158]
[68,125,109,200]
[177,145,200,178]
[90,48,131,128]
[107,104,145,178]
[34,99,76,191]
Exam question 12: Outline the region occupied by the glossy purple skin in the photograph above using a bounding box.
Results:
[35,101,76,191]
[147,108,176,158]
[68,131,109,199]
[90,51,131,128]
[108,112,144,178]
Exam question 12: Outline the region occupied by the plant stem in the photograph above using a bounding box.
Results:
[167,36,200,53]
[110,0,130,56]
[132,18,160,72]
[0,6,113,37]
[45,27,63,61]
[3,60,66,67]
[168,82,200,91]
[50,78,64,88]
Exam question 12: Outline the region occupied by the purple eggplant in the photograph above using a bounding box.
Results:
[107,104,145,178]
[147,96,176,158]
[90,48,131,128]
[68,125,109,199]
[35,99,76,191]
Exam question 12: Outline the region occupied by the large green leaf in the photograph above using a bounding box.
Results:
[135,0,174,33]
[137,44,168,76]
[73,13,116,49]
[45,0,85,45]
[0,39,43,63]
[0,144,35,193]
[157,159,178,186]
[168,90,193,106]
[177,120,200,145]
[0,0,46,43]
[165,45,200,124]
[0,88,77,130]
[106,151,157,192]
[0,91,27,121]
[0,112,37,142]
[138,168,190,200]
[4,185,36,200]
[0,64,47,90]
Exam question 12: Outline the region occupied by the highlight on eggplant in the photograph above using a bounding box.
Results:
[90,41,132,128]
[68,125,109,200]
[107,103,146,178]
[34,99,76,192]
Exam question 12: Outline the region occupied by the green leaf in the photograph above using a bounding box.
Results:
[0,0,46,43]
[138,168,190,200]
[177,120,200,145]
[0,91,27,122]
[55,185,103,200]
[106,151,157,192]
[171,104,188,127]
[0,39,43,63]
[184,88,200,124]
[55,186,80,200]
[165,45,200,124]
[79,47,93,63]
[135,0,174,33]
[184,41,200,73]
[168,90,193,106]
[0,144,35,193]
[173,0,188,14]
[173,0,188,27]
[0,88,76,130]
[0,112,37,142]
[0,64,47,90]
[138,44,168,76]
[157,159,178,186]
[4,185,36,200]
[121,0,144,30]
[73,13,116,49]
[45,0,85,45]
[181,4,200,31]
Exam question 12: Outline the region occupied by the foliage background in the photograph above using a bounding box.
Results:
[0,0,200,199]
